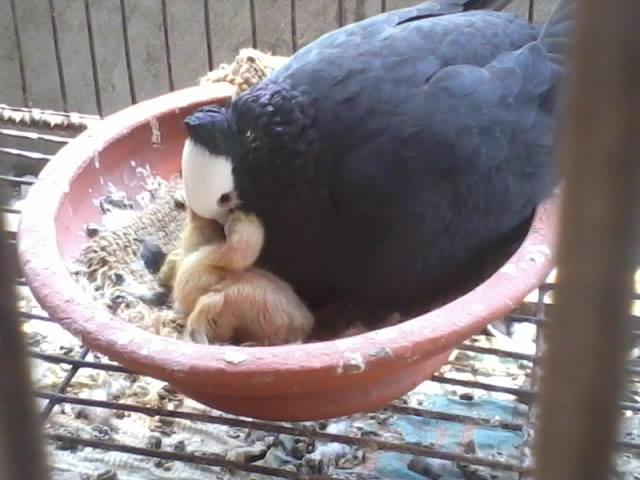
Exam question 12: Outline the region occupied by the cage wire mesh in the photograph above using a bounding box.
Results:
[2,1,640,479]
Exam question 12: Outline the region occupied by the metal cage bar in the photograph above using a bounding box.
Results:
[83,0,104,116]
[0,187,49,480]
[534,1,640,478]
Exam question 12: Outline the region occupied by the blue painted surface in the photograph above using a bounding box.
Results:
[374,397,526,479]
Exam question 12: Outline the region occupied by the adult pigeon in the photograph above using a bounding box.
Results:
[181,0,574,314]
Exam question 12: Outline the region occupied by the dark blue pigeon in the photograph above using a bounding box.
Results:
[182,0,575,315]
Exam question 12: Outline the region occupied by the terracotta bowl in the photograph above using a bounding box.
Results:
[18,84,558,421]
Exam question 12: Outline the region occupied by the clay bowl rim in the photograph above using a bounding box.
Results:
[18,83,558,395]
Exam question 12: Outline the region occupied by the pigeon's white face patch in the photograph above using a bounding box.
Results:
[181,138,234,221]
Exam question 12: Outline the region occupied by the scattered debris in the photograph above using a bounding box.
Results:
[95,469,118,480]
[408,456,448,479]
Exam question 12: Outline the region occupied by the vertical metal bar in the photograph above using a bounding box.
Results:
[120,0,137,104]
[161,0,175,91]
[8,0,29,107]
[0,188,50,480]
[39,347,90,422]
[337,0,345,27]
[290,0,298,52]
[47,0,68,112]
[535,1,640,479]
[528,0,535,23]
[249,0,258,49]
[518,287,547,479]
[203,0,214,70]
[84,0,103,117]
[381,0,387,13]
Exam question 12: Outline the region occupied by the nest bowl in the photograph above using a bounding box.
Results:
[18,84,558,421]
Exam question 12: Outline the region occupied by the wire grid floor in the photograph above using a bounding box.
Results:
[2,107,640,480]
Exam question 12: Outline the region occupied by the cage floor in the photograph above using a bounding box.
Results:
[2,106,640,480]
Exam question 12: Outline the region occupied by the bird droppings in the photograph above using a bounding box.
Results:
[173,440,187,453]
[338,352,367,374]
[223,350,251,365]
[524,251,547,265]
[499,264,519,275]
[145,434,162,450]
[371,347,394,360]
[525,244,551,257]
[95,469,118,480]
[137,345,150,356]
[373,329,399,341]
[135,191,152,209]
[149,118,161,145]
[522,245,551,266]
[114,331,136,346]
[90,424,112,441]
[97,190,134,213]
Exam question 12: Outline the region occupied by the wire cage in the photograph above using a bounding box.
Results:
[2,1,640,479]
